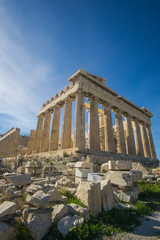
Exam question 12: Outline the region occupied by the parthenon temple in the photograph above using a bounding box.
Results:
[29,69,157,162]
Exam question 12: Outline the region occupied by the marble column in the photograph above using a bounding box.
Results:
[61,97,72,149]
[49,106,61,151]
[140,122,151,158]
[87,109,90,148]
[103,104,115,152]
[89,97,100,150]
[27,130,35,155]
[73,90,85,149]
[146,125,157,159]
[114,109,126,154]
[124,114,136,155]
[99,113,105,151]
[132,118,144,156]
[40,111,51,152]
[33,114,44,153]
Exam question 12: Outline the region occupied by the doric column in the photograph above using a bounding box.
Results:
[140,122,151,158]
[87,109,90,148]
[33,114,44,153]
[146,124,157,159]
[61,97,72,149]
[124,113,136,155]
[89,97,100,150]
[132,118,144,156]
[40,111,51,152]
[49,106,61,151]
[114,109,126,154]
[73,90,85,149]
[99,113,105,151]
[27,130,35,155]
[103,104,115,152]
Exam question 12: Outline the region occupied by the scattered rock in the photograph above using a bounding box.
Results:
[29,190,50,208]
[68,203,90,220]
[0,201,16,218]
[52,204,69,223]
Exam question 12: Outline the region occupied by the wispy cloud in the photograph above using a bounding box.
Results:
[0,4,57,133]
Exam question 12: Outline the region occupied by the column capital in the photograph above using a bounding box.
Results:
[112,107,121,114]
[101,101,111,108]
[122,111,130,118]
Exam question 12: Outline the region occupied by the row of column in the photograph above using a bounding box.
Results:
[32,90,157,159]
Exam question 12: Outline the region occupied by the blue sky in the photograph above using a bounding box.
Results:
[0,0,160,158]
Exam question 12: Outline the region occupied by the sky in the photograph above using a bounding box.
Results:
[0,0,160,158]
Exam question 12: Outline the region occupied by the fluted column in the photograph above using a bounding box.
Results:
[61,97,72,149]
[27,130,35,155]
[89,97,100,150]
[146,125,157,159]
[40,111,51,152]
[114,109,126,154]
[49,106,61,151]
[73,90,85,149]
[87,109,90,148]
[140,122,151,158]
[124,114,136,155]
[132,118,144,156]
[99,113,105,151]
[33,114,44,153]
[103,104,115,152]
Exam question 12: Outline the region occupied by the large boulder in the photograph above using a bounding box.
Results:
[106,171,133,188]
[132,171,142,182]
[101,179,117,211]
[108,160,132,171]
[76,182,101,216]
[0,201,16,218]
[29,191,50,208]
[67,203,90,220]
[26,211,52,240]
[52,204,69,223]
[0,221,17,240]
[48,189,63,202]
[26,184,42,194]
[4,173,31,187]
[57,215,84,237]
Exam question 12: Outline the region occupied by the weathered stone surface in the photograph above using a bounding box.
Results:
[100,162,109,173]
[0,221,17,240]
[13,198,24,210]
[132,162,151,176]
[26,211,52,240]
[0,201,16,218]
[48,189,63,202]
[57,215,84,237]
[132,170,142,182]
[101,179,116,211]
[109,160,132,171]
[17,166,25,174]
[75,168,92,178]
[75,161,93,169]
[0,184,8,193]
[76,182,101,216]
[87,172,105,182]
[106,171,133,187]
[26,184,42,194]
[52,204,69,223]
[4,174,31,186]
[56,177,75,188]
[113,187,139,202]
[68,203,90,220]
[29,191,50,208]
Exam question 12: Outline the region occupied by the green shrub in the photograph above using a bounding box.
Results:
[15,222,33,240]
[63,152,69,157]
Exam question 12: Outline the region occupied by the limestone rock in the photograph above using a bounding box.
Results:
[56,177,75,188]
[67,203,90,220]
[100,162,109,173]
[57,215,84,237]
[106,171,133,188]
[26,184,42,194]
[4,174,31,187]
[29,191,50,208]
[101,179,116,211]
[113,187,139,202]
[132,170,142,182]
[26,211,52,240]
[76,182,101,216]
[52,204,69,223]
[48,189,62,202]
[0,221,17,240]
[109,160,132,171]
[0,201,16,218]
[132,162,151,176]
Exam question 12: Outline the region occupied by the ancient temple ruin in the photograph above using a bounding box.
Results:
[30,69,157,163]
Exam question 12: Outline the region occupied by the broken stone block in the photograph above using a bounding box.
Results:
[76,182,101,216]
[29,191,50,209]
[17,166,25,174]
[100,162,109,173]
[108,160,132,171]
[132,170,142,182]
[57,215,84,237]
[101,179,116,211]
[26,184,42,194]
[4,174,31,187]
[0,201,16,218]
[48,189,63,202]
[87,173,105,182]
[26,211,52,240]
[113,187,138,202]
[75,168,92,178]
[0,221,17,240]
[106,171,133,188]
[67,203,90,220]
[75,162,93,170]
[52,204,69,223]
